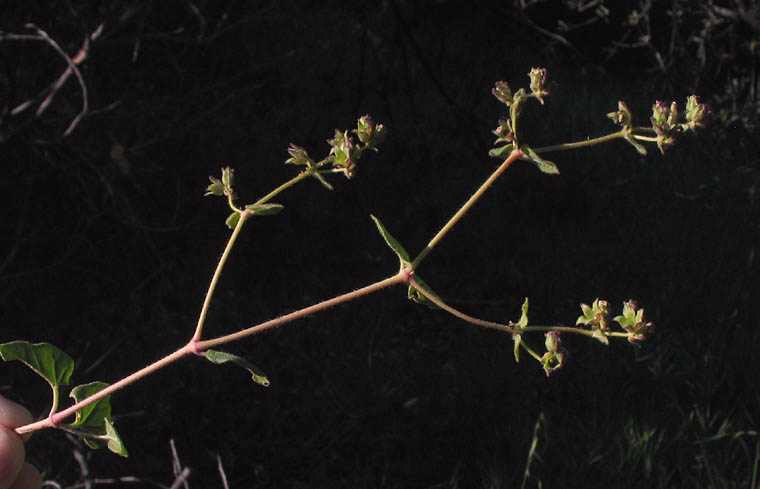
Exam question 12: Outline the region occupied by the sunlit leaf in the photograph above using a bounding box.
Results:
[488,144,514,159]
[591,328,610,345]
[513,334,522,362]
[203,350,270,387]
[521,146,559,175]
[407,274,441,309]
[0,341,74,388]
[64,382,127,457]
[245,203,284,216]
[370,215,411,268]
[103,418,128,456]
[67,382,112,430]
[225,211,241,229]
[624,134,648,155]
[81,418,128,457]
[517,298,529,330]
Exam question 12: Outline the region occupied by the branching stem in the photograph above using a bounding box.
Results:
[15,272,406,435]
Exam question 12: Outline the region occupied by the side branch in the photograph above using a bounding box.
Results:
[412,150,521,269]
[407,276,513,333]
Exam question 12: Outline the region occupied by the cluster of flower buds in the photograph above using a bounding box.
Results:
[491,67,550,107]
[492,118,513,145]
[327,129,358,179]
[354,114,386,149]
[490,68,552,156]
[492,80,514,106]
[650,96,708,154]
[328,115,386,179]
[577,298,613,345]
[577,298,654,345]
[608,95,707,155]
[528,67,549,105]
[613,300,655,343]
[577,298,610,331]
[285,144,316,167]
[285,115,386,182]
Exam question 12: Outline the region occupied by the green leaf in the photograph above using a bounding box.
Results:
[511,298,529,362]
[370,215,411,269]
[623,134,648,155]
[221,167,234,188]
[513,333,522,362]
[517,298,529,330]
[245,203,284,216]
[205,176,225,196]
[520,146,559,175]
[225,211,241,229]
[313,171,334,191]
[65,382,127,457]
[81,418,128,457]
[406,274,441,309]
[591,328,610,345]
[66,382,112,430]
[102,418,128,456]
[0,341,74,388]
[203,350,270,387]
[488,144,514,159]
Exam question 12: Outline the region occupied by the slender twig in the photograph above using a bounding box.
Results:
[407,276,513,333]
[412,149,522,269]
[195,272,406,350]
[192,209,251,341]
[533,130,627,153]
[3,23,101,137]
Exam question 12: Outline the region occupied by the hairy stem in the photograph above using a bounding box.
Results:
[193,209,251,341]
[533,130,626,153]
[519,341,543,362]
[523,325,629,338]
[407,276,513,333]
[14,272,407,435]
[196,272,407,350]
[256,167,315,205]
[16,345,193,434]
[412,149,521,269]
[533,126,657,153]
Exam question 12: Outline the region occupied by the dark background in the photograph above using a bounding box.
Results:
[2,1,759,488]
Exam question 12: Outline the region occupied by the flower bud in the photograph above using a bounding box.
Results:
[328,130,358,179]
[221,166,234,189]
[205,176,225,196]
[667,101,679,127]
[541,350,566,376]
[545,330,561,352]
[607,101,633,127]
[685,95,707,130]
[492,118,513,143]
[285,144,314,166]
[354,115,387,148]
[528,67,549,104]
[613,300,655,344]
[492,81,513,106]
[651,100,669,129]
[577,298,610,331]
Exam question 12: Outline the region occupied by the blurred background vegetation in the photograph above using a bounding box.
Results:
[1,1,758,487]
